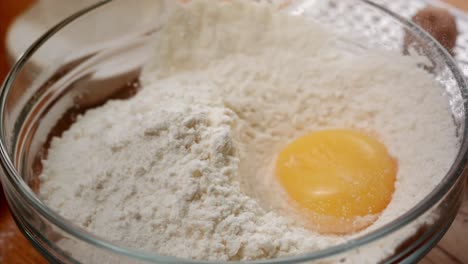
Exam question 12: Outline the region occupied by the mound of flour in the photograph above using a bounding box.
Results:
[39,0,458,262]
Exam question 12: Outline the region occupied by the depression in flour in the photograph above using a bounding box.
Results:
[39,0,458,262]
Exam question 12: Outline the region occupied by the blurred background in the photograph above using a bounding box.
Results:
[0,0,467,263]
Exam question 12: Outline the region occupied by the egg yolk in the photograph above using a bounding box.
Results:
[276,129,396,234]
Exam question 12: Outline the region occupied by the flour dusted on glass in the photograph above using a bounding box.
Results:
[39,0,458,262]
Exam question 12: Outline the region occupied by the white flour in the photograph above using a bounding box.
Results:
[39,0,459,263]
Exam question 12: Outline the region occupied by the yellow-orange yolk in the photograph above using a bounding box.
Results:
[276,129,396,234]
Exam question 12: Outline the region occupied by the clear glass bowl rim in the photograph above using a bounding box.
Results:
[0,0,467,263]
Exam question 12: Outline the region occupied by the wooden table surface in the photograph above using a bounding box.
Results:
[0,0,467,263]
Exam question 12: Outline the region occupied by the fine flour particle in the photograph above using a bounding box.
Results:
[39,0,458,263]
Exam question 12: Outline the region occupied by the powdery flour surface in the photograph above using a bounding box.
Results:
[39,0,459,262]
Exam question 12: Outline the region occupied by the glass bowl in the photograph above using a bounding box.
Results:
[1,0,467,263]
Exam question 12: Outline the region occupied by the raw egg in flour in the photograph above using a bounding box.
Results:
[276,129,397,234]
